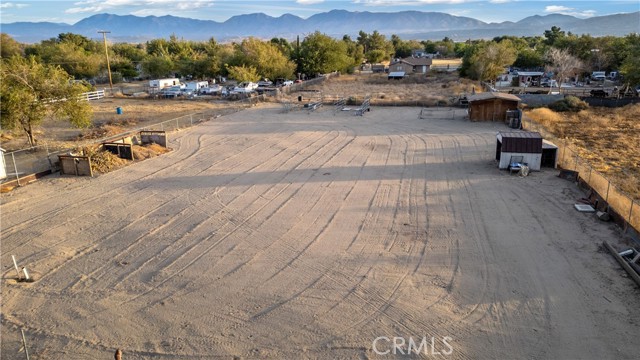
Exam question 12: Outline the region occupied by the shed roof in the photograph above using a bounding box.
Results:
[498,131,542,139]
[468,92,521,102]
[516,71,544,76]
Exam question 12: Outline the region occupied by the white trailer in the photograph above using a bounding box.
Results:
[185,81,209,92]
[149,78,180,90]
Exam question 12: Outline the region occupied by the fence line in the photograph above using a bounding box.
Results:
[522,115,639,237]
[1,100,265,188]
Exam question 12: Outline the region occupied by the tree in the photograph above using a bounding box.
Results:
[620,33,640,86]
[513,49,544,69]
[141,56,174,78]
[461,40,516,82]
[545,48,584,91]
[226,64,260,83]
[229,37,295,80]
[300,31,353,75]
[0,56,92,146]
[1,33,24,58]
[544,26,566,46]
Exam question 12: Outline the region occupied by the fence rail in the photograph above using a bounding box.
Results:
[522,115,639,238]
[80,90,105,101]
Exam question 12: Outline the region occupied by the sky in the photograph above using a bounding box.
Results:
[0,0,638,24]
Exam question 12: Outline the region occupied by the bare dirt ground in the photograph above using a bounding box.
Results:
[2,104,639,359]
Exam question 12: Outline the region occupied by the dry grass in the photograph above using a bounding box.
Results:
[132,143,170,160]
[292,72,478,105]
[75,142,171,174]
[80,145,129,174]
[526,104,640,199]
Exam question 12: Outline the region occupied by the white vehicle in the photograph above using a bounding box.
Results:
[200,84,223,95]
[149,78,180,90]
[282,80,294,86]
[160,85,182,98]
[257,79,273,87]
[232,82,258,93]
[591,71,606,81]
[185,81,209,92]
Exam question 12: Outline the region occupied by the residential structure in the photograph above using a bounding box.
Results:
[389,57,433,74]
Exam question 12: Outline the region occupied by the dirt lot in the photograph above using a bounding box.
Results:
[2,104,639,359]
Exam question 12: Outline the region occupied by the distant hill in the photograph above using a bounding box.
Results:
[1,10,638,43]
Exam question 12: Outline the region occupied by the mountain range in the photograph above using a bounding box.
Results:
[2,10,638,43]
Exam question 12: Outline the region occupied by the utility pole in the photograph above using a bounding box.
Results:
[98,30,113,92]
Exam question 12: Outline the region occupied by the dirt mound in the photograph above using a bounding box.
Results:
[132,143,171,160]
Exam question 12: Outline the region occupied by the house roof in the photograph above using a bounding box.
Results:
[468,92,521,102]
[390,57,433,66]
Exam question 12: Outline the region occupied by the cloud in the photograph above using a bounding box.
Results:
[65,0,214,14]
[352,0,470,5]
[489,0,511,3]
[544,5,596,18]
[0,2,29,9]
[296,0,324,4]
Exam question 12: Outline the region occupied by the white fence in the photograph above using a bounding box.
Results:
[79,90,105,101]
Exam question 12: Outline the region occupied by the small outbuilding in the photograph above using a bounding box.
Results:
[496,131,543,171]
[516,71,544,87]
[468,92,521,122]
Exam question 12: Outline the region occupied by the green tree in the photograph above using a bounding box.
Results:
[300,31,353,75]
[142,56,174,78]
[513,49,544,69]
[460,40,516,82]
[544,26,566,46]
[226,64,260,83]
[620,33,640,86]
[0,33,24,58]
[0,56,92,146]
[229,37,295,80]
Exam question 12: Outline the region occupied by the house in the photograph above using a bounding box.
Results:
[516,71,544,87]
[389,57,432,74]
[411,49,427,58]
[467,92,521,122]
[371,64,387,73]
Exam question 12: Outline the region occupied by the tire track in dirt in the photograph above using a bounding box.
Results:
[109,126,362,307]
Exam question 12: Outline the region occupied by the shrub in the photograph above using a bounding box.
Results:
[548,96,589,112]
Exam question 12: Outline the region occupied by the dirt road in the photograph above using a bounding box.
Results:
[2,105,638,359]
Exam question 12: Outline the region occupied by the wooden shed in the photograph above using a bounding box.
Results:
[496,131,543,171]
[468,92,521,122]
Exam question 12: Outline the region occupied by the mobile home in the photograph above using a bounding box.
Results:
[185,81,209,92]
[149,78,180,90]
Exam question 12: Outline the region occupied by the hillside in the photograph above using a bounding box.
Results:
[2,10,638,43]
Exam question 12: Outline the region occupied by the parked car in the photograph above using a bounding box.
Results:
[257,79,273,87]
[160,86,182,98]
[231,82,258,93]
[181,88,195,97]
[200,84,223,95]
[282,80,294,86]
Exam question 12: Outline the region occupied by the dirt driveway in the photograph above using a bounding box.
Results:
[2,104,638,359]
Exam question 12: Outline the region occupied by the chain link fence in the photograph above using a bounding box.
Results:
[522,115,639,237]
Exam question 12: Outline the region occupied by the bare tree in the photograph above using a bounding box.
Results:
[545,48,584,93]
